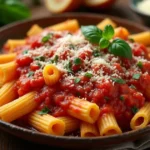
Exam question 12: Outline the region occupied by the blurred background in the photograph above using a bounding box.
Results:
[0,0,150,27]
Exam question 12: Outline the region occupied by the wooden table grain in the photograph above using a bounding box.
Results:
[0,0,147,150]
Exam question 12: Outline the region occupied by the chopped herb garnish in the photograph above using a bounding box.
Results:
[93,50,101,57]
[53,55,59,64]
[130,84,136,89]
[35,56,45,61]
[36,62,42,68]
[41,33,52,43]
[84,72,93,78]
[65,61,73,74]
[74,58,82,65]
[111,77,126,84]
[137,61,143,69]
[104,96,110,101]
[69,44,75,50]
[38,107,50,115]
[27,71,34,77]
[22,50,28,54]
[120,96,124,101]
[74,78,80,84]
[128,38,135,43]
[131,106,139,114]
[132,73,141,80]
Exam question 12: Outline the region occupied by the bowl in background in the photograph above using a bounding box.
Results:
[130,0,150,26]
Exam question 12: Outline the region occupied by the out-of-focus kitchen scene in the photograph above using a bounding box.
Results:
[0,0,150,27]
[0,0,150,150]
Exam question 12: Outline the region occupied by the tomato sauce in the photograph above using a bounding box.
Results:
[10,29,150,131]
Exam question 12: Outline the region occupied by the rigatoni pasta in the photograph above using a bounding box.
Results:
[0,18,150,138]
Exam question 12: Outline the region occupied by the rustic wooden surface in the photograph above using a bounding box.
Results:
[0,0,147,150]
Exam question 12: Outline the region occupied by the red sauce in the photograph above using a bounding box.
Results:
[8,29,150,131]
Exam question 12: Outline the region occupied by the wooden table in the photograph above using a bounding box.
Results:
[0,0,148,150]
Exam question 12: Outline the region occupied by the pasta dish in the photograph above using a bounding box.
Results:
[0,18,150,137]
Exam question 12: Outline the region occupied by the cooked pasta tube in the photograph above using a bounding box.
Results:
[97,18,117,30]
[0,80,17,106]
[43,64,61,86]
[0,92,37,122]
[49,19,79,32]
[0,61,17,85]
[5,39,26,52]
[28,111,65,136]
[80,122,99,137]
[129,31,150,46]
[114,27,130,40]
[67,97,100,124]
[97,113,122,136]
[130,103,150,130]
[0,53,16,64]
[27,24,43,36]
[58,116,80,133]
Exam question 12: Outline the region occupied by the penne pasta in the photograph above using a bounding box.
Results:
[27,24,43,37]
[49,19,79,32]
[0,61,17,86]
[67,97,100,124]
[4,39,26,52]
[0,92,37,122]
[97,113,122,136]
[28,111,65,136]
[0,18,150,137]
[58,116,80,133]
[129,31,150,46]
[0,53,16,64]
[0,80,17,106]
[130,103,150,130]
[97,18,117,30]
[80,121,99,137]
[114,27,130,40]
[43,64,61,86]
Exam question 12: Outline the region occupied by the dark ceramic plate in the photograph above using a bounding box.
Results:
[0,13,150,150]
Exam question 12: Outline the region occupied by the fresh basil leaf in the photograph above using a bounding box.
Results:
[108,39,132,59]
[103,25,114,40]
[81,25,102,44]
[74,58,82,65]
[27,71,34,77]
[0,0,30,25]
[132,73,141,80]
[42,34,52,43]
[38,107,50,115]
[111,77,126,84]
[84,72,93,78]
[99,38,110,49]
[35,56,45,61]
[53,55,59,64]
[137,61,143,69]
[131,106,139,114]
[74,78,80,84]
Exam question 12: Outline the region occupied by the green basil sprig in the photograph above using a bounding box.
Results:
[81,25,132,59]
